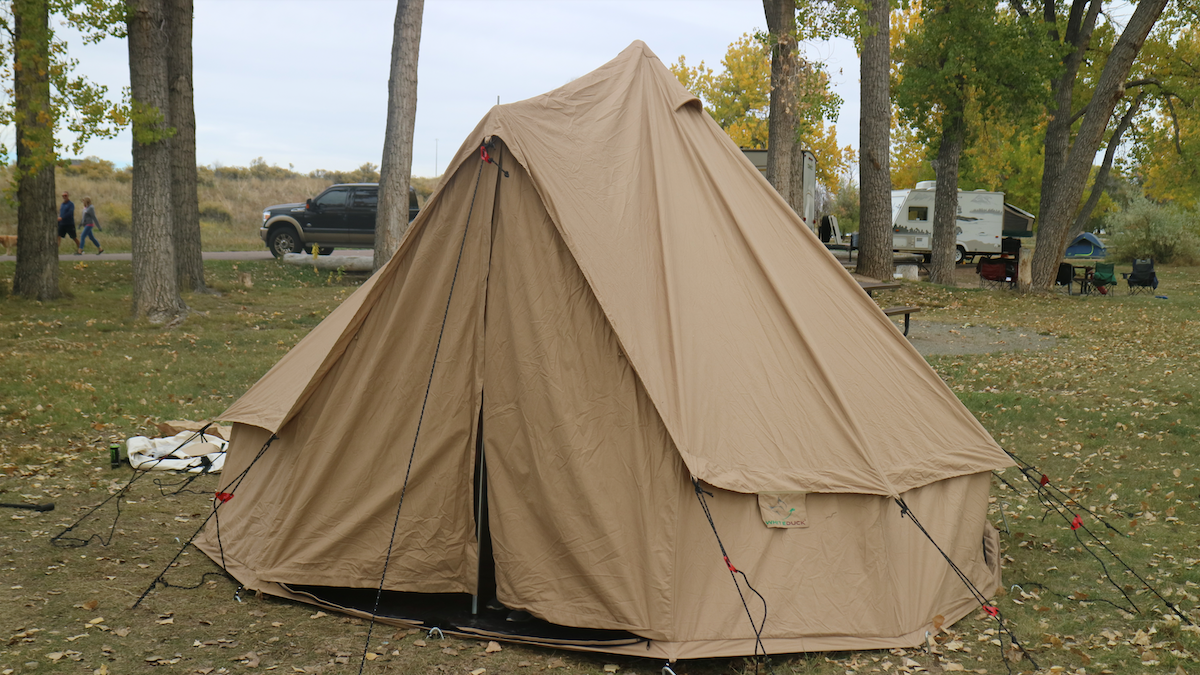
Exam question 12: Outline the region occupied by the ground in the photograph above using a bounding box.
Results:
[1,258,1198,675]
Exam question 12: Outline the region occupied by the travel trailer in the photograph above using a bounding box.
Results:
[891,181,1035,263]
[741,148,817,228]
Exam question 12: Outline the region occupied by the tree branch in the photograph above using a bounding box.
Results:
[1124,78,1162,89]
[1072,90,1145,233]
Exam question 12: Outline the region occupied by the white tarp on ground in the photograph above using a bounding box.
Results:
[127,431,227,473]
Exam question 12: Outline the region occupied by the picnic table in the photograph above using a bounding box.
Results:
[853,275,902,297]
[1072,264,1095,295]
[852,274,919,335]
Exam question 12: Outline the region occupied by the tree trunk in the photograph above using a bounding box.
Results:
[11,0,60,301]
[929,117,964,286]
[128,0,186,323]
[1028,0,1166,289]
[1072,91,1144,235]
[855,0,893,281]
[375,0,424,270]
[763,0,797,209]
[167,0,206,293]
[1036,1,1100,245]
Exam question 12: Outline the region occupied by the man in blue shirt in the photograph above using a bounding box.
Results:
[58,191,80,254]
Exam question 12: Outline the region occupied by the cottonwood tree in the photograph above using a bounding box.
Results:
[763,0,799,207]
[894,1,1056,285]
[5,0,123,301]
[127,0,185,322]
[1022,0,1170,290]
[167,0,206,292]
[10,0,57,300]
[670,34,851,189]
[855,0,892,281]
[375,0,423,270]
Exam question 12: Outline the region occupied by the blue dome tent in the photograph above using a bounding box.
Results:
[1065,232,1107,259]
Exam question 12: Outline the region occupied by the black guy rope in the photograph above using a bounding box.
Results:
[131,432,277,609]
[1008,581,1132,613]
[1003,449,1195,625]
[895,497,1037,674]
[51,423,219,549]
[691,478,768,668]
[358,143,493,675]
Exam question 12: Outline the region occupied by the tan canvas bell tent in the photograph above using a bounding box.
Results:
[196,41,1013,660]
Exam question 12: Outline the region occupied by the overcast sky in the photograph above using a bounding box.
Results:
[34,0,861,178]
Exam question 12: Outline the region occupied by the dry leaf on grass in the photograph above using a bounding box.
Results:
[308,611,326,619]
[470,669,486,675]
[82,599,99,611]
[485,641,502,653]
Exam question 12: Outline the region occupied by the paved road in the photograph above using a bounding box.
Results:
[0,249,374,263]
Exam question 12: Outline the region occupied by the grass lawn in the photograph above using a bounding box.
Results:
[1,259,1198,675]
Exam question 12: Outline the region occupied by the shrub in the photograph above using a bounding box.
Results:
[103,203,133,235]
[199,202,233,224]
[1105,195,1200,265]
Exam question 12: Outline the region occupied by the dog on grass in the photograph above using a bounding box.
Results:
[0,235,16,256]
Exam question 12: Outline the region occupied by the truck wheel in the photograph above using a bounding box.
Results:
[955,246,967,265]
[268,227,302,258]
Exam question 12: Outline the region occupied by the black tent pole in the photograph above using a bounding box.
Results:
[472,410,486,616]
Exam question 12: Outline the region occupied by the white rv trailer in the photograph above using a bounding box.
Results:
[741,148,818,229]
[891,181,1035,263]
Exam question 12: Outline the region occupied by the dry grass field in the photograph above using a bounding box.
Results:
[0,161,441,255]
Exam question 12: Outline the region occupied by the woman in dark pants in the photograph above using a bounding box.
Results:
[79,196,104,255]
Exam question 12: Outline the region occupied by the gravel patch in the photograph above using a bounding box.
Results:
[902,319,1058,357]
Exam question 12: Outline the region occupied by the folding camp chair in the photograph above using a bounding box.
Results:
[977,258,1014,290]
[1122,258,1158,295]
[1055,262,1075,295]
[1091,262,1117,295]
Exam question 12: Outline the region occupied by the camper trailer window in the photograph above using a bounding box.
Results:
[908,206,928,222]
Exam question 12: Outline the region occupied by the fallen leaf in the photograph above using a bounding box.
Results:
[83,599,99,611]
[470,669,486,675]
[943,664,964,672]
[932,614,945,632]
[603,665,620,673]
[88,617,106,625]
[46,653,64,662]
[485,641,502,653]
[308,611,326,620]
[1005,644,1024,662]
[156,617,174,625]
[547,657,565,669]
[442,647,459,656]
[1069,647,1091,665]
[113,627,130,637]
[93,666,108,675]
[364,653,377,661]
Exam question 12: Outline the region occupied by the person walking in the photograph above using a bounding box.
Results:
[79,197,104,255]
[58,191,80,254]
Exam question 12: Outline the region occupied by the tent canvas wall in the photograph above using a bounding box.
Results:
[196,42,1012,661]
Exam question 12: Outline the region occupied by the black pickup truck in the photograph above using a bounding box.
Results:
[260,183,420,258]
